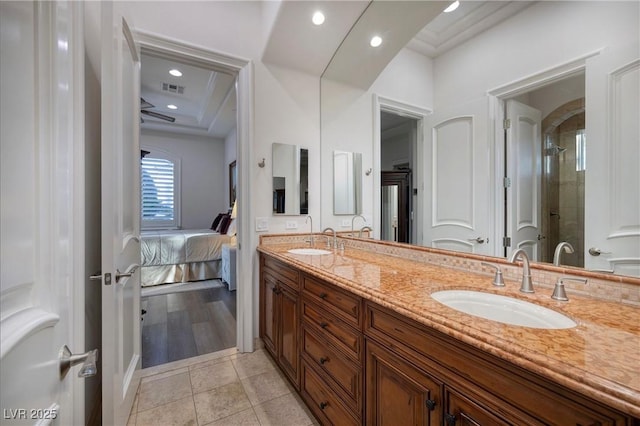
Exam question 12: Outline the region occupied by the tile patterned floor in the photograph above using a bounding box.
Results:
[128,347,318,426]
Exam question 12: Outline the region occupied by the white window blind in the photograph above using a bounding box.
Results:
[141,156,179,229]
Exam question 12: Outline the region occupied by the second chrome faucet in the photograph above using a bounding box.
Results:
[508,248,534,293]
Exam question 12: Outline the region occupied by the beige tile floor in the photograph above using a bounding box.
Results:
[128,347,318,426]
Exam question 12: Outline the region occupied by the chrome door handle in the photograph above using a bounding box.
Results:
[59,345,99,379]
[588,247,611,256]
[468,237,486,244]
[116,264,140,283]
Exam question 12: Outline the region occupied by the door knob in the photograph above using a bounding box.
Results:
[588,247,611,256]
[59,345,99,379]
[468,237,486,244]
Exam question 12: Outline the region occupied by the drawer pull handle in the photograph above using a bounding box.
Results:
[426,399,436,411]
[319,357,329,365]
[319,401,329,410]
[320,322,329,329]
[319,292,328,299]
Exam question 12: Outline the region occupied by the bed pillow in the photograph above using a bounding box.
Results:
[218,214,232,234]
[226,218,237,236]
[210,213,225,230]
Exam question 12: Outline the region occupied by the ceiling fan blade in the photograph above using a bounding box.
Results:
[141,110,176,123]
[140,97,154,110]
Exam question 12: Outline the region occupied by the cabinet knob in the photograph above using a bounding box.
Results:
[319,292,328,299]
[319,401,329,410]
[445,413,457,426]
[319,357,329,365]
[320,322,329,329]
[425,399,436,411]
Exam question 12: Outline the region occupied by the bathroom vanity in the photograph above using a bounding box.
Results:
[258,236,640,425]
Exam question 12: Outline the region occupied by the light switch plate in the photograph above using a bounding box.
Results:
[255,217,269,232]
[285,221,298,230]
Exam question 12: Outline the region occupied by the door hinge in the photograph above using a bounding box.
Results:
[503,118,511,129]
[503,177,511,188]
[503,236,511,247]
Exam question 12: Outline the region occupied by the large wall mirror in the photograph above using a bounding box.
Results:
[333,151,362,215]
[319,1,639,277]
[272,142,308,215]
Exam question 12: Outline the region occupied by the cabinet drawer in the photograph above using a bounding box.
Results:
[302,299,361,360]
[302,275,361,327]
[365,302,433,356]
[302,326,361,413]
[300,360,360,426]
[262,255,299,290]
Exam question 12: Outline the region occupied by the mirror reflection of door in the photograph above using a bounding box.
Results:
[504,73,586,267]
[381,111,418,243]
[381,171,411,243]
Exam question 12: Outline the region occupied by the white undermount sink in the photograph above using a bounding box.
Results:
[431,290,577,329]
[287,248,332,255]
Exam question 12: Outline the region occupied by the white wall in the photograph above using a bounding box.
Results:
[321,48,434,230]
[434,1,638,108]
[141,130,226,229]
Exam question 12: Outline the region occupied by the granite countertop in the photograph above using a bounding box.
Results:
[257,242,640,418]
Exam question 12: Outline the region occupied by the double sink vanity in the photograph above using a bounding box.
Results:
[258,234,640,425]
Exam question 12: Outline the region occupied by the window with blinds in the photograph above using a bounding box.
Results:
[141,156,180,229]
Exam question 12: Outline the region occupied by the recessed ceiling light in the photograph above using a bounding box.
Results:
[370,36,382,48]
[444,1,459,13]
[312,11,325,26]
[169,69,182,77]
[167,104,178,110]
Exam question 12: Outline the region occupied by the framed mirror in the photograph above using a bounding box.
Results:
[272,142,308,215]
[333,151,362,215]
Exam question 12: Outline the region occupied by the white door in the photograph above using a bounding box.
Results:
[505,100,542,260]
[100,3,142,425]
[424,99,493,255]
[1,2,85,425]
[585,44,640,276]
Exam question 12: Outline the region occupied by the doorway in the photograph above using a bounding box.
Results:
[379,110,419,244]
[135,34,247,369]
[502,73,585,266]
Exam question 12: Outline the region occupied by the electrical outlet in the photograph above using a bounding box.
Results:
[285,221,298,230]
[255,217,269,232]
[341,219,351,228]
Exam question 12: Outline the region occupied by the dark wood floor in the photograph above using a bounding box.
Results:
[141,283,236,368]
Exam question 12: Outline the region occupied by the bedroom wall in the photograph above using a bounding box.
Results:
[140,129,227,230]
[225,126,237,210]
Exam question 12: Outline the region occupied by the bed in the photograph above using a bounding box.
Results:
[140,229,233,287]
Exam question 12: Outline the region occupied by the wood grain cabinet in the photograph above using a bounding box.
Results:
[259,254,300,388]
[258,253,636,425]
[300,274,364,424]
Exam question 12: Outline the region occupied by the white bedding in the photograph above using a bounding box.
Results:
[140,229,232,287]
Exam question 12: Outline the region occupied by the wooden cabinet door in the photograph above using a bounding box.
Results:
[260,272,278,357]
[366,340,442,426]
[278,284,299,387]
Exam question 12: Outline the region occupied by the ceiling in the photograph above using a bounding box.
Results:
[140,1,534,138]
[139,52,237,139]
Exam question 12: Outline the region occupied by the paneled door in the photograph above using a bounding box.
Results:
[424,98,493,255]
[100,3,142,424]
[0,2,86,425]
[585,44,640,276]
[505,99,542,260]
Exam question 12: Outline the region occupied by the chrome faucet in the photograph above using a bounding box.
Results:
[358,226,373,238]
[551,276,588,301]
[351,215,366,235]
[322,227,337,248]
[508,249,534,293]
[553,242,574,266]
[305,215,314,247]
